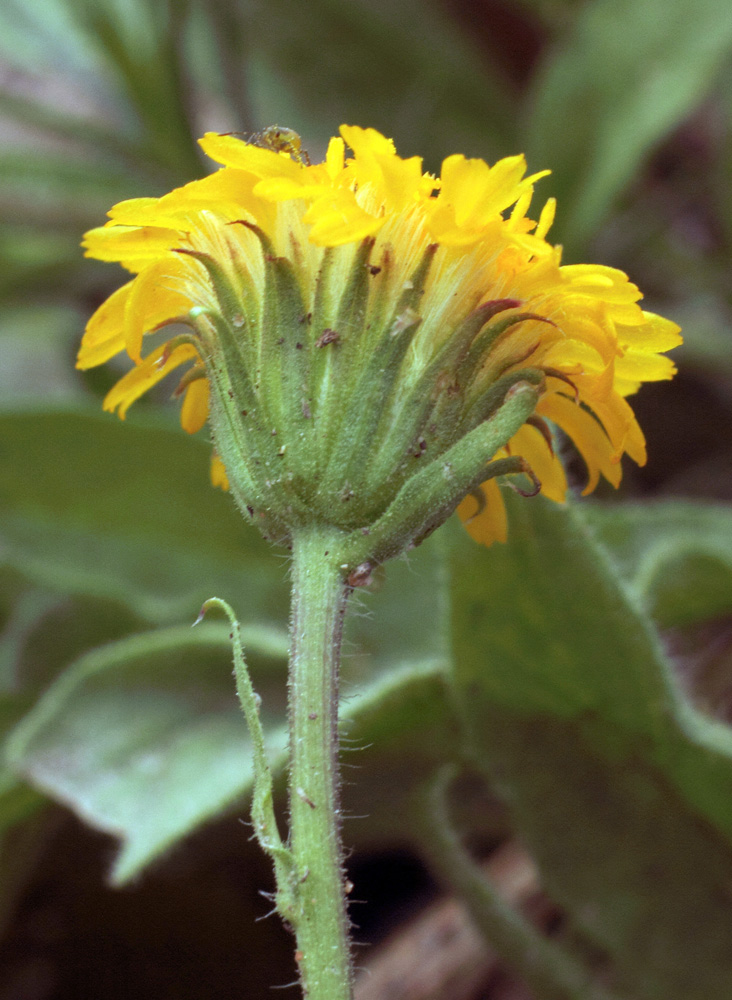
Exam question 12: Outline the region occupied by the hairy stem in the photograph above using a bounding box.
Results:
[287,526,353,1000]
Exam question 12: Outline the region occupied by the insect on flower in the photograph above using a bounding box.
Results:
[221,125,311,165]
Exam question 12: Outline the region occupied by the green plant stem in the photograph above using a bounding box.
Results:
[288,526,353,1000]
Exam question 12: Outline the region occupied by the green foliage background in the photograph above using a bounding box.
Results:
[1,1,732,997]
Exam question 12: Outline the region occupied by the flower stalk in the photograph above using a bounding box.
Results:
[200,546,355,1000]
[287,527,353,999]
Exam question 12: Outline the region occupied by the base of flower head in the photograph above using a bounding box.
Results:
[172,222,547,553]
[78,124,681,554]
[327,381,540,570]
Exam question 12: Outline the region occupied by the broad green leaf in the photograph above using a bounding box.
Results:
[0,680,49,922]
[5,532,455,882]
[0,578,147,701]
[5,622,288,885]
[448,494,732,998]
[0,772,47,834]
[474,713,732,1000]
[526,0,732,252]
[337,539,456,842]
[586,500,732,628]
[14,595,149,693]
[0,410,290,625]
[0,576,58,692]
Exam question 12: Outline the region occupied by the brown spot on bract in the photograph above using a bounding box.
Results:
[316,328,340,347]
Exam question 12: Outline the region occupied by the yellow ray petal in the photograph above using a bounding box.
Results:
[535,197,556,240]
[560,264,642,304]
[457,478,508,545]
[199,133,303,179]
[103,342,198,420]
[83,225,183,272]
[180,376,210,434]
[615,351,677,383]
[108,171,262,228]
[77,281,133,369]
[210,452,230,490]
[325,137,346,178]
[616,312,683,353]
[538,392,622,494]
[106,197,161,223]
[508,423,567,503]
[124,256,195,362]
[303,191,385,246]
[540,337,607,374]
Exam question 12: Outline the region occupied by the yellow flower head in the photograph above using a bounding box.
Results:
[79,125,680,550]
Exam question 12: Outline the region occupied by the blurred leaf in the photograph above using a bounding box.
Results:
[586,500,732,628]
[244,0,514,163]
[0,0,103,77]
[0,0,202,182]
[0,576,57,692]
[0,771,47,834]
[478,714,732,1000]
[337,538,456,842]
[0,582,146,714]
[0,409,290,624]
[0,689,47,836]
[0,684,49,929]
[15,595,149,693]
[0,226,85,301]
[671,296,732,386]
[0,307,84,404]
[448,494,732,998]
[188,1,254,129]
[62,0,202,179]
[5,622,285,885]
[0,89,154,175]
[0,152,136,203]
[526,0,732,253]
[0,683,56,943]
